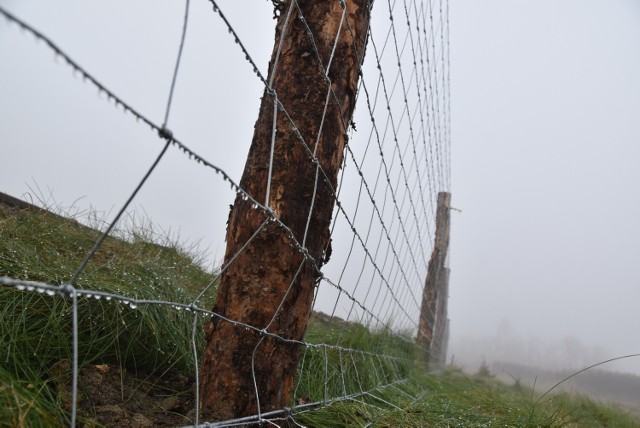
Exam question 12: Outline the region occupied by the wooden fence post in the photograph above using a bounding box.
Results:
[440,319,451,366]
[417,191,451,366]
[431,267,450,365]
[199,0,371,421]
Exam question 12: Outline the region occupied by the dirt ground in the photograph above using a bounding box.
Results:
[51,360,196,427]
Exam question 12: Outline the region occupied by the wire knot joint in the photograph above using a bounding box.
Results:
[158,126,174,141]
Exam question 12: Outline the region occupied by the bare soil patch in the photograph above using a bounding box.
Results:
[51,360,196,427]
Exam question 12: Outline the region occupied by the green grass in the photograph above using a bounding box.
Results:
[294,313,418,405]
[294,367,640,427]
[1,204,639,427]
[0,205,216,426]
[0,364,64,428]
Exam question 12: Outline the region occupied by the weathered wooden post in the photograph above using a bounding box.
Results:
[431,267,450,365]
[417,191,451,365]
[199,0,371,421]
[440,318,451,366]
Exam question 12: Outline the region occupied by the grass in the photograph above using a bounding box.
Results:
[295,366,640,427]
[293,313,417,405]
[1,203,639,427]
[0,364,63,428]
[0,204,216,426]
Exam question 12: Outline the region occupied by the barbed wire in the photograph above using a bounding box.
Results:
[0,0,450,425]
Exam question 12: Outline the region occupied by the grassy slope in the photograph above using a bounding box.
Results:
[296,365,640,427]
[1,205,638,427]
[0,205,216,426]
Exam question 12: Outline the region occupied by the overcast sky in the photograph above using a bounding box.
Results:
[1,0,639,377]
[448,0,640,375]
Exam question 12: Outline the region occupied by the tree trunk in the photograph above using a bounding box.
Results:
[417,191,451,365]
[199,0,371,421]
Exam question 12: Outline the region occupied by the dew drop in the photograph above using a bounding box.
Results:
[128,302,138,309]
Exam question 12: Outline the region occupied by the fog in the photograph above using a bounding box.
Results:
[448,0,640,376]
[1,0,639,380]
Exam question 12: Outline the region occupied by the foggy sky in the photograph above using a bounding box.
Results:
[1,0,639,377]
[448,0,640,375]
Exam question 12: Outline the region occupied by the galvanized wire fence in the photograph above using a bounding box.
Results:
[0,0,450,426]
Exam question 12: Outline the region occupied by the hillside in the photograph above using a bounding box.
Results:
[1,195,639,427]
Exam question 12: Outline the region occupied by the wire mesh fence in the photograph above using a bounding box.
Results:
[0,0,450,426]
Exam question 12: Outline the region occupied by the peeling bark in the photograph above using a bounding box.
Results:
[199,0,371,421]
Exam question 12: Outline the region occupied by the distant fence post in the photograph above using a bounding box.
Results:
[417,191,451,366]
[431,267,450,365]
[440,319,451,366]
[199,0,372,421]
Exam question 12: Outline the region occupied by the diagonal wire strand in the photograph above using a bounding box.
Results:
[162,0,191,129]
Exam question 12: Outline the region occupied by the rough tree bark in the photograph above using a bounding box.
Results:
[199,0,371,421]
[417,191,451,365]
